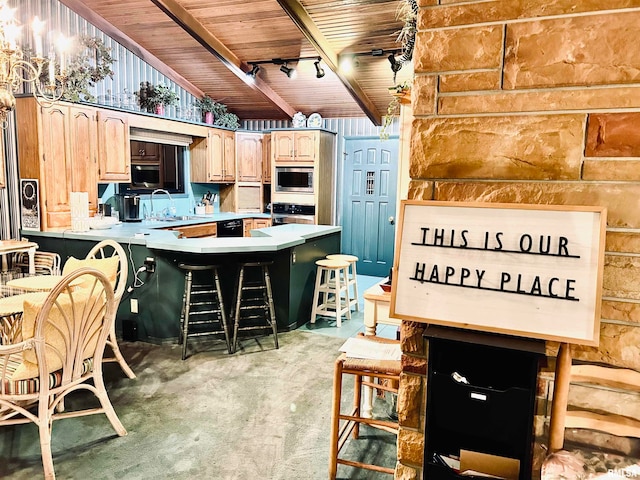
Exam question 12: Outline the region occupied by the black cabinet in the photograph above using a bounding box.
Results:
[423,326,544,480]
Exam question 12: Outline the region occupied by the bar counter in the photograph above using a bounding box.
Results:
[22,216,341,343]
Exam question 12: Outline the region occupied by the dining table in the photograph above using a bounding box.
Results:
[0,240,38,275]
[0,291,47,344]
[5,275,82,293]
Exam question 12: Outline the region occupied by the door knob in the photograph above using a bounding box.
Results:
[388,216,395,225]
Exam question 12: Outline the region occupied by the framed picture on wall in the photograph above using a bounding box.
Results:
[20,179,40,231]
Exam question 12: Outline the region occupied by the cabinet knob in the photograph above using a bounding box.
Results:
[138,149,145,156]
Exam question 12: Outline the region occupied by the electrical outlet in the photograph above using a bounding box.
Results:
[144,257,156,273]
[130,298,138,314]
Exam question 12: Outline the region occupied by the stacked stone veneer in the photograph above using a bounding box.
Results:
[396,2,640,479]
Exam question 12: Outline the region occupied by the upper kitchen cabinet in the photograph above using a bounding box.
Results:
[190,128,235,183]
[272,130,320,163]
[262,133,271,184]
[15,98,98,229]
[97,109,130,181]
[236,132,262,182]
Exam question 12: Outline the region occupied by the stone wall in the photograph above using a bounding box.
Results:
[397,2,640,478]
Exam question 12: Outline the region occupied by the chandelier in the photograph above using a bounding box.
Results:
[0,1,67,126]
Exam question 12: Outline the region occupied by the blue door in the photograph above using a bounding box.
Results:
[342,138,398,277]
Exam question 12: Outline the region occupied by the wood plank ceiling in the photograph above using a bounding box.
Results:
[59,0,414,125]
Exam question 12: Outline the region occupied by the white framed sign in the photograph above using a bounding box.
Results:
[390,201,607,345]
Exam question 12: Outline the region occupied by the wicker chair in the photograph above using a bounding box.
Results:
[13,250,61,275]
[0,268,127,479]
[62,239,136,379]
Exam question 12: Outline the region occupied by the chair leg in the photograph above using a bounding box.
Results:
[232,266,245,354]
[310,267,323,324]
[263,265,279,349]
[351,262,360,312]
[213,269,233,355]
[181,271,193,360]
[93,370,127,437]
[37,400,55,480]
[329,358,343,480]
[106,332,136,379]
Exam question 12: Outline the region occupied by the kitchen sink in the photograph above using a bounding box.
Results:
[148,215,200,222]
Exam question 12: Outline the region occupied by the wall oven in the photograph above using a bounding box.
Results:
[272,203,316,225]
[274,167,314,194]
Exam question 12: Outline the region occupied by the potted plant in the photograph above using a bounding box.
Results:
[194,96,240,129]
[136,83,179,115]
[195,95,217,124]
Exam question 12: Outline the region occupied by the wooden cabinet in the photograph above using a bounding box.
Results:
[15,99,99,229]
[243,217,272,237]
[165,222,217,238]
[131,140,160,162]
[271,129,336,225]
[262,132,271,184]
[190,128,235,183]
[236,132,262,182]
[253,218,272,229]
[272,130,319,163]
[97,109,130,181]
[219,183,263,214]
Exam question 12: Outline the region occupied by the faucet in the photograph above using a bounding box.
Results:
[150,189,174,219]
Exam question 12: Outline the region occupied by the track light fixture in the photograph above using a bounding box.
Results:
[246,63,260,79]
[279,63,294,78]
[314,58,325,78]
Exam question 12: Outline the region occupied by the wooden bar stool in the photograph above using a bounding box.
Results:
[329,335,401,479]
[310,259,351,327]
[178,263,231,360]
[326,254,359,312]
[231,261,278,354]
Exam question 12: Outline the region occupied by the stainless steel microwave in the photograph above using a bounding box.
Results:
[274,166,314,193]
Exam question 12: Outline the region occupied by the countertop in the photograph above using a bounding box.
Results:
[21,214,341,254]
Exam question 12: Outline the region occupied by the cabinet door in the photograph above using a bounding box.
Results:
[207,129,224,182]
[262,133,271,183]
[68,106,98,215]
[294,131,318,162]
[97,110,130,181]
[236,132,262,182]
[272,131,295,162]
[40,105,72,228]
[131,140,160,162]
[254,218,272,229]
[223,130,236,182]
[243,218,254,237]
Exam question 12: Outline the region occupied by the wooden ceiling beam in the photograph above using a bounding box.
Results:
[58,0,204,98]
[277,0,383,125]
[151,0,297,118]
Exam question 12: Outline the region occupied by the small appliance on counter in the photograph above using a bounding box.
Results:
[118,194,141,222]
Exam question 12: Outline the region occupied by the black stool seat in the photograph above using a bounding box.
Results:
[231,261,278,353]
[178,263,231,360]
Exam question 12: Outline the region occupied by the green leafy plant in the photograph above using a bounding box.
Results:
[194,95,240,129]
[37,36,115,103]
[380,81,410,140]
[136,83,179,112]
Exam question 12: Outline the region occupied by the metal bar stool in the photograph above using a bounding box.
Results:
[178,263,231,360]
[310,258,351,327]
[326,254,359,312]
[329,334,401,479]
[231,261,278,354]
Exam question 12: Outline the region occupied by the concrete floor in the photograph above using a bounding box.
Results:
[0,275,398,480]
